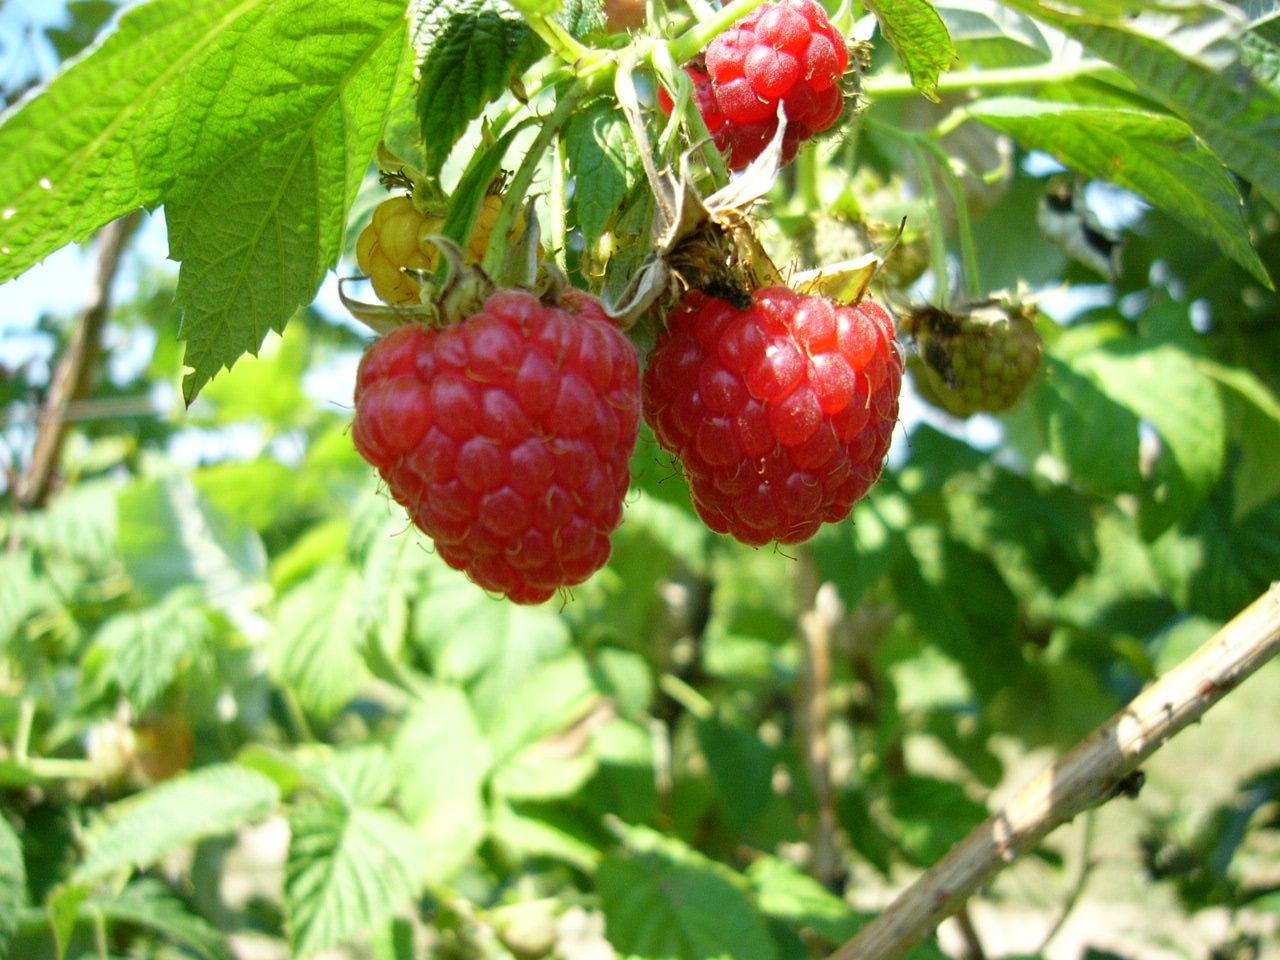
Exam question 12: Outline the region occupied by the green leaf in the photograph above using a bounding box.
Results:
[1031,348,1142,495]
[285,801,429,958]
[887,775,988,865]
[891,526,1022,698]
[1052,17,1280,219]
[490,799,605,871]
[0,0,240,284]
[0,1,410,402]
[168,2,411,402]
[9,478,119,568]
[487,654,602,800]
[1152,490,1280,621]
[73,764,279,885]
[117,473,269,630]
[392,686,491,882]
[811,489,910,610]
[584,718,659,824]
[409,0,540,177]
[563,98,644,243]
[945,469,1097,602]
[268,564,371,720]
[0,815,25,955]
[82,588,212,712]
[937,2,1052,68]
[298,745,397,809]
[695,714,775,836]
[988,657,1120,746]
[598,828,777,960]
[1196,359,1280,518]
[92,879,233,960]
[1074,341,1226,536]
[0,549,62,650]
[47,884,89,960]
[968,98,1269,285]
[866,0,959,100]
[747,855,868,945]
[413,566,571,717]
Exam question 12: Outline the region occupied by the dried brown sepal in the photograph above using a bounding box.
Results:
[605,54,788,324]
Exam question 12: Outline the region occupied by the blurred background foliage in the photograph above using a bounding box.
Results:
[2,1,1280,959]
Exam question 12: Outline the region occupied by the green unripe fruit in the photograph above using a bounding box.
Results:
[905,298,1043,417]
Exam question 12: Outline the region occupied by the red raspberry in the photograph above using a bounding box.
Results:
[353,290,642,604]
[643,287,902,546]
[658,0,847,170]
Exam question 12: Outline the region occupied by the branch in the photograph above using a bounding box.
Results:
[830,582,1280,960]
[14,212,140,508]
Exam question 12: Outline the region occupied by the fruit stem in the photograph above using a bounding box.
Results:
[795,144,822,213]
[658,673,715,720]
[668,0,771,63]
[651,41,730,182]
[917,133,983,299]
[14,697,34,764]
[482,85,588,278]
[861,58,1113,100]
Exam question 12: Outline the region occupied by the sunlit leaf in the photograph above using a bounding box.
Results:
[598,827,777,960]
[269,564,370,720]
[285,801,429,957]
[867,0,959,100]
[968,98,1268,285]
[392,686,491,882]
[0,816,25,955]
[73,765,279,885]
[409,0,539,177]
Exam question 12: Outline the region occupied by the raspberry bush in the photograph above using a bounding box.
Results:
[3,2,1280,960]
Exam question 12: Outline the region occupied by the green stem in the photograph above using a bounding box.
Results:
[521,10,590,66]
[22,757,97,780]
[282,688,315,744]
[14,697,35,764]
[861,58,1112,100]
[795,146,822,213]
[651,41,731,184]
[658,673,715,720]
[92,909,109,960]
[483,85,588,278]
[686,0,717,21]
[668,0,771,63]
[919,135,982,298]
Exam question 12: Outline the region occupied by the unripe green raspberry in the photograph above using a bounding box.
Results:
[905,299,1043,417]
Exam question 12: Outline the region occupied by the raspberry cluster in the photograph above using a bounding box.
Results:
[354,291,641,603]
[643,287,902,546]
[659,0,848,169]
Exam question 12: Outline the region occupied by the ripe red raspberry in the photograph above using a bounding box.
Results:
[353,290,642,604]
[643,287,902,546]
[657,0,847,170]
